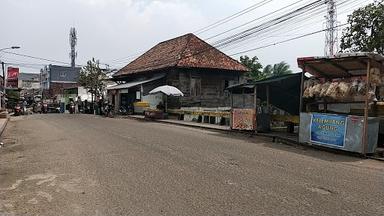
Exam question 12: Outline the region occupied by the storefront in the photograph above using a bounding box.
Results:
[297,53,384,155]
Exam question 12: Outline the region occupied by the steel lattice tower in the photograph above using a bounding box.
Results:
[325,0,338,56]
[69,27,77,68]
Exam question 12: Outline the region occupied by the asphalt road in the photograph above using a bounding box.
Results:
[0,114,383,216]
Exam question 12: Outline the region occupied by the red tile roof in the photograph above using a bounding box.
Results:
[113,33,249,77]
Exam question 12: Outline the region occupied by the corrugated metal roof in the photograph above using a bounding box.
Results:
[106,74,165,90]
[297,52,384,78]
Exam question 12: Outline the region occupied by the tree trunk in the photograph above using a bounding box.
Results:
[91,92,94,114]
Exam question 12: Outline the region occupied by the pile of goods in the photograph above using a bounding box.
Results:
[303,68,382,101]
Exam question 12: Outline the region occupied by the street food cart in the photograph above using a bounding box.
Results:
[297,53,384,155]
[227,73,302,132]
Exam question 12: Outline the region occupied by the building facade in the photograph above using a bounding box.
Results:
[18,73,41,98]
[40,65,81,99]
[110,33,249,110]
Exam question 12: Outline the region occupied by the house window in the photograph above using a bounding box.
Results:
[190,77,201,97]
[59,72,67,78]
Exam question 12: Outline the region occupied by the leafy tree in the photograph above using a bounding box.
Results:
[263,61,292,77]
[78,58,106,108]
[340,1,384,54]
[239,55,264,81]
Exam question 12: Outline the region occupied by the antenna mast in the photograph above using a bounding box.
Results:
[69,27,77,67]
[325,0,338,56]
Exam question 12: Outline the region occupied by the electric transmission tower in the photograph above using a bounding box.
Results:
[325,0,338,56]
[69,27,77,67]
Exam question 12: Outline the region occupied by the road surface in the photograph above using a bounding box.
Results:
[0,114,383,216]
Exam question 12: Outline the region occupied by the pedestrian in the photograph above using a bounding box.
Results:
[22,100,28,115]
[75,99,79,114]
[84,100,89,114]
[77,96,82,113]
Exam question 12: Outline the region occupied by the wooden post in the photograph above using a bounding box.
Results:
[242,88,245,108]
[299,67,305,113]
[298,67,306,139]
[253,85,257,109]
[230,89,233,108]
[165,95,168,113]
[362,59,371,156]
[254,85,257,132]
[266,85,270,113]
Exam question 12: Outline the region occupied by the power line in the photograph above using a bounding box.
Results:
[113,0,328,74]
[219,0,366,54]
[216,0,355,52]
[1,51,84,67]
[1,51,70,65]
[229,23,347,56]
[203,0,309,41]
[211,0,325,48]
[218,1,329,51]
[221,0,357,53]
[194,0,273,34]
[112,0,367,74]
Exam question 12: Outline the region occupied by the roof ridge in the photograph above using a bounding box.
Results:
[175,33,194,66]
[176,34,249,72]
[158,33,193,46]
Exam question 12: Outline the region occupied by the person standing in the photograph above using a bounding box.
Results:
[77,96,82,113]
[22,100,28,115]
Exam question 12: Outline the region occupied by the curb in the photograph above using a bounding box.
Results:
[0,117,9,138]
[123,115,231,133]
[122,115,384,161]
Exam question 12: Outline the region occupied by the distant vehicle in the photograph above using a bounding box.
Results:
[48,105,60,113]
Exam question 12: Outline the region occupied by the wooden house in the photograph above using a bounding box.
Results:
[110,33,249,109]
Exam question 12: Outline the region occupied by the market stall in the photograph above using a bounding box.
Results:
[297,53,384,155]
[227,73,302,132]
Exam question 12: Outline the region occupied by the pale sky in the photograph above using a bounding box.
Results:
[0,0,374,74]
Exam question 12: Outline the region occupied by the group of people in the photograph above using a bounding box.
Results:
[67,97,101,114]
[67,97,114,116]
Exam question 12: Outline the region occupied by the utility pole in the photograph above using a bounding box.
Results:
[69,27,77,68]
[325,0,338,56]
[0,46,20,109]
[1,61,5,109]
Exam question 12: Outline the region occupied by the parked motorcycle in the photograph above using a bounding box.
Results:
[69,103,75,114]
[42,103,48,114]
[104,104,114,118]
[33,102,42,114]
[14,104,22,116]
[119,105,134,115]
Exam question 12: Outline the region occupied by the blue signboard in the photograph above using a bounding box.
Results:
[310,113,347,147]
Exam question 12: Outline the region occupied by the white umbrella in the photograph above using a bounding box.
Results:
[149,85,184,96]
[149,85,183,113]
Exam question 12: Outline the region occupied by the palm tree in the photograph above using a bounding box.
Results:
[263,61,292,77]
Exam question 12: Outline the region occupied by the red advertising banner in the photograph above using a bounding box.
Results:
[7,67,19,80]
[231,108,256,131]
[7,67,19,88]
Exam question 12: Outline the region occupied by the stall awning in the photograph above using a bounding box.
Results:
[106,74,165,90]
[297,52,384,78]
